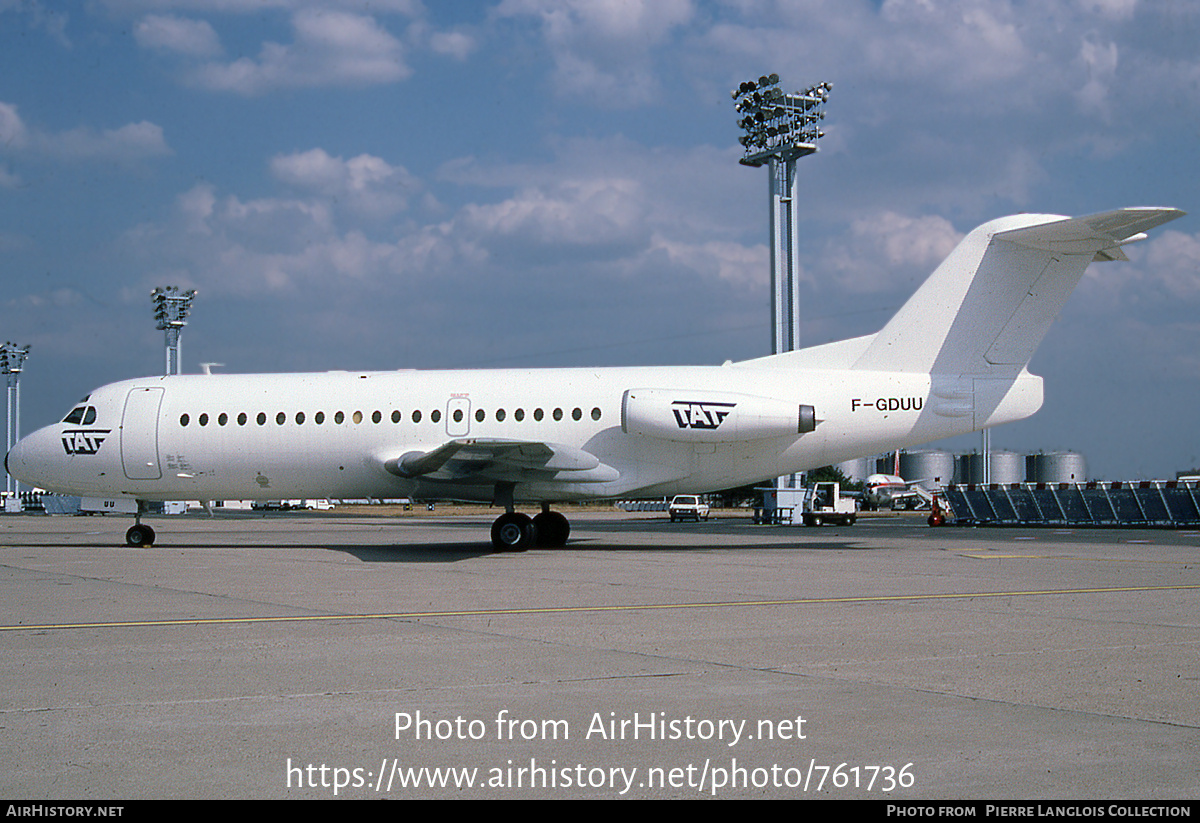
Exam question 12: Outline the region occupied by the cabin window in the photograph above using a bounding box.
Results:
[257,412,267,425]
[372,410,382,424]
[431,410,441,423]
[591,407,602,421]
[238,412,248,426]
[275,412,285,425]
[334,411,345,424]
[514,409,524,421]
[452,409,463,423]
[553,408,563,421]
[391,410,401,423]
[218,413,228,426]
[315,412,324,424]
[412,410,422,423]
[296,412,305,425]
[533,408,543,421]
[199,413,209,427]
[572,408,582,421]
[475,409,485,422]
[496,409,506,422]
[179,414,189,427]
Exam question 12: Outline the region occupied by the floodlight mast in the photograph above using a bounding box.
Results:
[151,287,197,376]
[733,75,830,355]
[1,342,30,500]
[734,75,829,489]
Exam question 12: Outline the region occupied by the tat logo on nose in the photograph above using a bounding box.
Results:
[61,430,110,455]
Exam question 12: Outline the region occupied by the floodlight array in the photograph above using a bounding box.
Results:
[151,286,198,331]
[0,342,30,378]
[152,286,197,375]
[732,75,830,166]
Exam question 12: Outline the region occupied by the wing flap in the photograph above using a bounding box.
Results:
[383,439,618,484]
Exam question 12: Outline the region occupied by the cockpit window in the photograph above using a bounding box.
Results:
[62,405,98,425]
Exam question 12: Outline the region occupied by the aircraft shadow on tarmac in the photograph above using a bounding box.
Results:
[330,536,871,562]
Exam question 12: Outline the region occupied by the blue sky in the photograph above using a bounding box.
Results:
[1,0,1197,480]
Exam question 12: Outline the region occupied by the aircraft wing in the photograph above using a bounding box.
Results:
[382,438,620,484]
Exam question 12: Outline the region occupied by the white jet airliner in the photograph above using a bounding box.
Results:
[863,474,931,510]
[6,207,1183,550]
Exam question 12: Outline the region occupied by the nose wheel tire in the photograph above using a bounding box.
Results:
[126,524,156,547]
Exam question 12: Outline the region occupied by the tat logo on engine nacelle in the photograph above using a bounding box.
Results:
[671,401,736,430]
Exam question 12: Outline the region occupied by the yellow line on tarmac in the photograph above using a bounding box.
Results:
[2,584,1198,632]
[962,553,1195,563]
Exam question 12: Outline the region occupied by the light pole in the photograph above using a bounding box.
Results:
[151,287,197,376]
[734,74,830,488]
[1,342,30,506]
[733,74,830,356]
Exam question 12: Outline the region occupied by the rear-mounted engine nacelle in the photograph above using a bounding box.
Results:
[621,388,815,442]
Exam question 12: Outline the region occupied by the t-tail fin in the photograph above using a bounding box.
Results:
[850,207,1185,376]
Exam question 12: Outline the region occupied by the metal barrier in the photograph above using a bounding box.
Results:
[941,481,1200,528]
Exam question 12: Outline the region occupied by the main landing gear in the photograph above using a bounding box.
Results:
[490,502,571,551]
[126,501,155,547]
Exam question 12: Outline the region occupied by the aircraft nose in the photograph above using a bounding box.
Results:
[6,427,55,491]
[6,434,31,485]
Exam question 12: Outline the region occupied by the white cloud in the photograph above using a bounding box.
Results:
[44,121,171,161]
[177,183,217,234]
[1141,229,1200,300]
[126,183,385,295]
[134,14,222,56]
[652,237,769,289]
[0,100,169,162]
[822,212,963,294]
[455,179,652,265]
[121,138,766,306]
[0,101,30,149]
[193,9,409,95]
[1077,35,1119,114]
[429,30,476,60]
[0,0,70,47]
[270,148,417,218]
[1080,0,1139,21]
[866,212,963,269]
[871,0,1027,89]
[495,0,694,105]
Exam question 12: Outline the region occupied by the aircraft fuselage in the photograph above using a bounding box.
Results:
[8,364,1040,505]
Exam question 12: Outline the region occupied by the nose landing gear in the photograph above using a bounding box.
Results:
[125,523,156,547]
[125,501,155,547]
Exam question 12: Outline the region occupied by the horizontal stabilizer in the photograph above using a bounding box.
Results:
[996,207,1182,259]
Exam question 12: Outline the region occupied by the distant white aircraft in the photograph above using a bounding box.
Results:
[6,208,1183,550]
[863,474,932,510]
